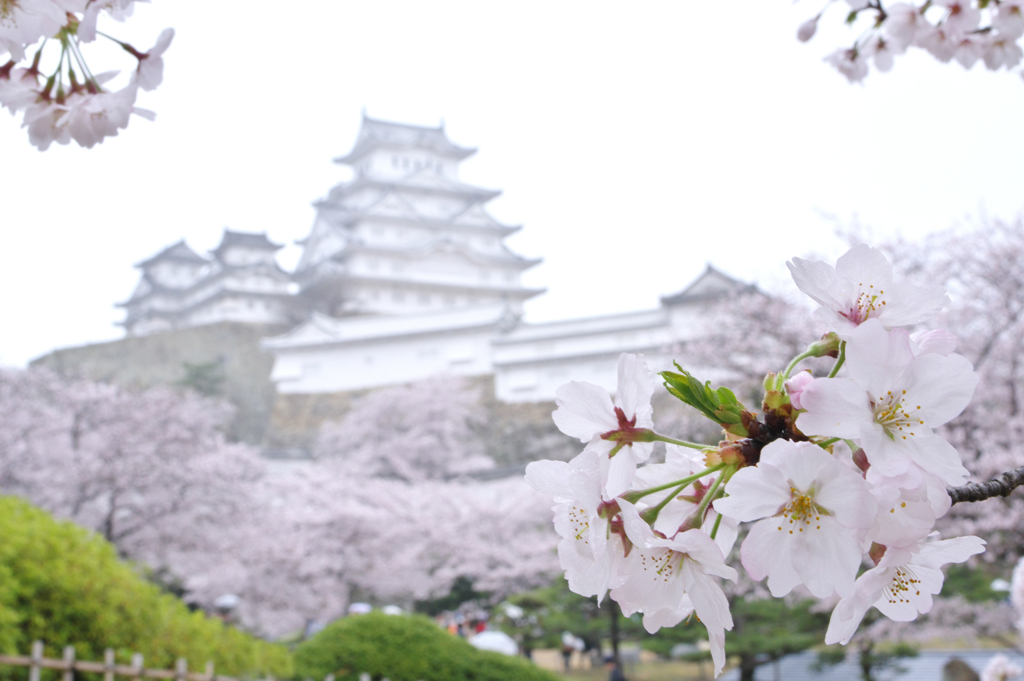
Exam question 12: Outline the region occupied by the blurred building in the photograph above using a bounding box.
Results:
[119,230,297,336]
[120,115,750,403]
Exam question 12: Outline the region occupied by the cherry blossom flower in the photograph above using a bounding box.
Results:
[22,81,150,150]
[981,655,1024,681]
[911,328,958,356]
[552,353,656,498]
[0,0,85,60]
[824,47,869,83]
[612,499,736,677]
[525,450,625,601]
[787,244,949,337]
[132,28,174,91]
[865,467,949,548]
[784,370,814,410]
[630,445,738,556]
[884,3,929,52]
[918,24,959,62]
[825,535,986,645]
[983,35,1024,70]
[714,439,875,599]
[993,1,1024,40]
[936,0,982,37]
[797,319,978,485]
[0,65,40,113]
[78,0,142,42]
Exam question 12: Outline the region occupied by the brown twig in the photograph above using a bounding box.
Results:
[948,465,1024,505]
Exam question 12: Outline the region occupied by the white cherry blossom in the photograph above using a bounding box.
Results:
[865,466,949,548]
[552,353,656,498]
[0,65,40,113]
[936,0,982,37]
[797,319,978,485]
[824,47,869,83]
[993,1,1024,40]
[787,244,949,337]
[612,499,736,677]
[825,535,985,645]
[714,439,875,599]
[884,3,929,52]
[133,28,174,91]
[981,655,1024,681]
[525,449,625,601]
[0,0,84,60]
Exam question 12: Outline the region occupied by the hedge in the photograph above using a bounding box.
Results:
[293,612,560,681]
[0,495,292,678]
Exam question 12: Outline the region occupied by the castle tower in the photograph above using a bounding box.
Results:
[119,230,297,336]
[294,115,544,317]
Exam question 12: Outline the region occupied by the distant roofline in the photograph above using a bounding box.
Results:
[134,240,208,268]
[333,113,477,165]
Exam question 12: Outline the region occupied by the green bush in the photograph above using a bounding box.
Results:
[0,495,291,678]
[293,612,561,681]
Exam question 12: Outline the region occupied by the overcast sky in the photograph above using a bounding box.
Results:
[1,1,1022,367]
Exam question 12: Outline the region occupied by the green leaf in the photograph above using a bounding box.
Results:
[660,364,750,434]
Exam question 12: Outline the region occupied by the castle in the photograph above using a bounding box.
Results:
[120,115,749,403]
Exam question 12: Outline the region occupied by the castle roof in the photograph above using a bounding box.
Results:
[659,265,754,305]
[135,240,207,268]
[334,114,476,165]
[210,229,283,259]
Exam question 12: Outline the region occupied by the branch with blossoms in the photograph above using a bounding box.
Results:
[0,0,172,150]
[799,0,1024,83]
[526,243,1024,678]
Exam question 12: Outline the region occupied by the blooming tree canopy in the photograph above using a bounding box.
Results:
[527,243,1023,678]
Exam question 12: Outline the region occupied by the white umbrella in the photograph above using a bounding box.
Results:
[469,631,519,656]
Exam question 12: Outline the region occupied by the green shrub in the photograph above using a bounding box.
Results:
[0,495,291,678]
[293,612,560,681]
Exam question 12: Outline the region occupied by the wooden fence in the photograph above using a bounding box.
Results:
[0,643,397,681]
[0,642,347,681]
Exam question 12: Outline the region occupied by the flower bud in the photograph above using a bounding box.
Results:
[784,371,814,410]
[797,16,819,42]
[806,331,841,358]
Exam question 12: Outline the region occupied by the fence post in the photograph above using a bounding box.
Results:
[131,653,144,681]
[104,649,115,681]
[29,641,43,681]
[174,658,186,681]
[63,646,75,681]
[204,661,214,681]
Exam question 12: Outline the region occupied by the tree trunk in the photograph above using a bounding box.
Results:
[606,598,621,666]
[739,653,758,681]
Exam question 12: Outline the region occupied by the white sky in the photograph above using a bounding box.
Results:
[1,1,1022,367]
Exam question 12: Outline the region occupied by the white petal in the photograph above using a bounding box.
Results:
[792,515,864,598]
[835,243,894,289]
[845,319,915,399]
[615,353,656,423]
[741,518,802,597]
[525,459,570,498]
[814,460,876,530]
[602,449,637,499]
[552,381,617,441]
[902,352,978,427]
[760,439,834,492]
[913,535,985,569]
[903,432,970,487]
[713,463,790,522]
[788,257,846,310]
[797,378,872,439]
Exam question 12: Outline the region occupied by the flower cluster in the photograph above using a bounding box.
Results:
[0,0,172,149]
[527,244,986,677]
[800,0,1024,83]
